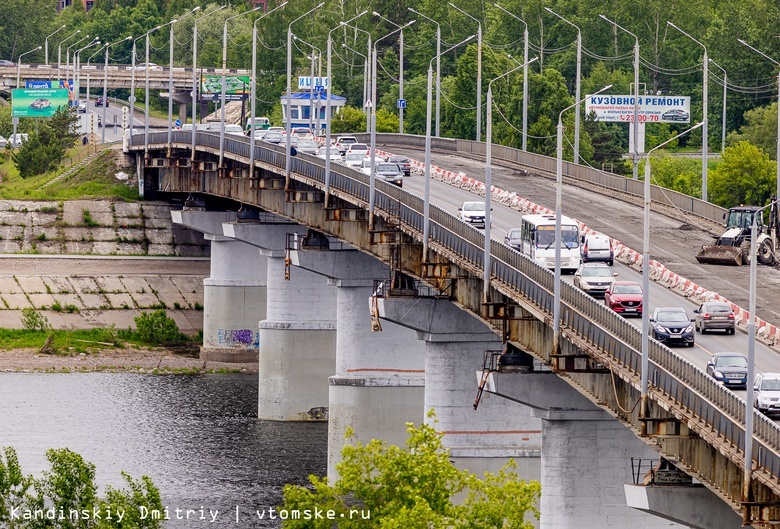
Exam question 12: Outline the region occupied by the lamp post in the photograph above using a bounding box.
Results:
[284,3,326,187]
[168,7,200,151]
[409,8,440,137]
[292,35,321,132]
[342,43,368,112]
[552,85,612,354]
[74,38,99,109]
[66,34,89,89]
[374,12,405,134]
[743,196,780,509]
[449,3,482,142]
[86,44,105,111]
[495,4,530,151]
[423,34,475,257]
[369,20,416,225]
[484,56,538,302]
[13,45,43,147]
[58,29,81,81]
[338,23,372,132]
[708,59,728,154]
[129,28,158,148]
[146,20,176,160]
[600,15,640,181]
[103,36,132,144]
[46,25,66,67]
[248,2,287,177]
[546,8,582,164]
[193,6,228,157]
[641,121,703,434]
[668,21,708,201]
[324,12,369,205]
[738,39,780,201]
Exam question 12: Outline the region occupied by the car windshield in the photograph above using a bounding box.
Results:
[345,153,364,161]
[298,141,317,148]
[582,267,612,277]
[462,202,484,212]
[389,156,409,163]
[715,356,748,368]
[376,164,399,172]
[339,138,356,144]
[265,133,281,140]
[507,229,522,239]
[350,144,368,150]
[613,284,642,294]
[535,226,579,249]
[704,303,731,313]
[657,311,688,322]
[761,379,780,391]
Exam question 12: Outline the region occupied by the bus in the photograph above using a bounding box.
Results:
[516,213,581,273]
[245,116,271,134]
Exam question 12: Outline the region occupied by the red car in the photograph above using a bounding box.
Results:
[604,280,643,317]
[95,97,109,107]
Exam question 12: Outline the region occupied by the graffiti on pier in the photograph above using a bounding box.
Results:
[217,329,260,348]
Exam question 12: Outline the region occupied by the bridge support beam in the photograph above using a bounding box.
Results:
[222,221,337,421]
[378,297,541,481]
[291,247,425,481]
[172,210,264,362]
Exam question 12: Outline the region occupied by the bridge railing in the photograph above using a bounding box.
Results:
[137,132,780,490]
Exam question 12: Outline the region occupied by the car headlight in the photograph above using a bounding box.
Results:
[654,324,667,333]
[684,325,693,333]
[713,370,723,378]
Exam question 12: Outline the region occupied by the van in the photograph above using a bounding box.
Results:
[581,233,614,266]
[245,116,271,134]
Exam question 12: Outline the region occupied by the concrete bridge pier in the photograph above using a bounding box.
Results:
[221,221,337,421]
[378,296,542,482]
[171,210,265,362]
[290,245,425,480]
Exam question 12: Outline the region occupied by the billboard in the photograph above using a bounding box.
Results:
[12,88,71,118]
[585,95,691,124]
[200,75,250,95]
[298,76,329,89]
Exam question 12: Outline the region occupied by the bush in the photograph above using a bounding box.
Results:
[134,309,185,345]
[20,307,51,331]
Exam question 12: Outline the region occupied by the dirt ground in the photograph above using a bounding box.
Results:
[0,346,259,374]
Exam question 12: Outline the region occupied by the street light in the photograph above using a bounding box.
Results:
[192,6,228,161]
[374,12,405,134]
[600,15,640,181]
[546,8,582,164]
[248,2,287,177]
[495,4,530,151]
[103,36,133,144]
[13,45,43,147]
[744,196,780,508]
[46,25,67,67]
[324,12,369,205]
[286,2,326,187]
[552,84,612,355]
[423,34,476,258]
[369,20,416,225]
[337,23,372,132]
[668,21,708,202]
[342,43,368,111]
[484,56,538,302]
[708,58,728,154]
[292,35,321,132]
[449,3,482,142]
[129,28,159,148]
[737,39,780,201]
[74,38,100,107]
[168,7,200,151]
[640,121,703,434]
[86,44,106,110]
[66,34,90,88]
[145,20,176,160]
[409,8,440,137]
[58,29,81,81]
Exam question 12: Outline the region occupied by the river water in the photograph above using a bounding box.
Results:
[0,373,327,528]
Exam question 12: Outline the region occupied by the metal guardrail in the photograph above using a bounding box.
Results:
[133,131,780,492]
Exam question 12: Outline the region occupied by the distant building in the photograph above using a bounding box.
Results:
[57,0,94,12]
[281,92,346,131]
[250,0,268,10]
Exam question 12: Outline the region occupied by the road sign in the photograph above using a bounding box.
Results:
[365,100,373,109]
[175,119,182,129]
[397,99,406,109]
[314,85,326,95]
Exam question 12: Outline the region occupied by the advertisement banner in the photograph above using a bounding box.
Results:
[585,95,691,124]
[12,88,71,118]
[200,75,250,95]
[298,76,329,89]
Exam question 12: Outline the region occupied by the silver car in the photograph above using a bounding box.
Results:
[297,140,319,155]
[374,162,404,187]
[504,228,522,250]
[754,372,780,414]
[573,262,617,297]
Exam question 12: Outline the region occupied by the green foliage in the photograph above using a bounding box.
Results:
[375,108,399,133]
[281,412,540,528]
[11,107,79,179]
[0,446,163,528]
[20,307,51,332]
[640,153,702,198]
[726,103,778,160]
[709,141,777,208]
[134,309,185,345]
[331,106,367,134]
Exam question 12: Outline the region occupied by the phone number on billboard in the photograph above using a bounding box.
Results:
[618,114,660,122]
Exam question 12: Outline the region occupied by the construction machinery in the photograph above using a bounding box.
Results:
[696,198,779,266]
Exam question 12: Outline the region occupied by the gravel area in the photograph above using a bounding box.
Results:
[0,346,259,374]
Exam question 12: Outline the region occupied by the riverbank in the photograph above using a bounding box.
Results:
[0,346,259,374]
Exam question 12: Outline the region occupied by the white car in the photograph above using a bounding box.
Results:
[343,152,368,168]
[573,262,617,297]
[458,201,487,228]
[76,101,87,113]
[134,62,162,71]
[754,372,780,415]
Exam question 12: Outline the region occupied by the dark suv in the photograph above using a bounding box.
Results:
[386,155,412,176]
[650,307,695,347]
[95,97,109,107]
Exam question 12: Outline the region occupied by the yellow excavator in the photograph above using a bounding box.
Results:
[695,199,779,266]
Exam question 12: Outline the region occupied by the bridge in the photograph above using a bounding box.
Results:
[126,131,780,528]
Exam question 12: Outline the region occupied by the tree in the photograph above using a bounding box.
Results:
[0,446,164,528]
[331,106,367,134]
[280,413,541,528]
[726,103,778,160]
[709,141,777,208]
[640,153,702,198]
[12,107,78,178]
